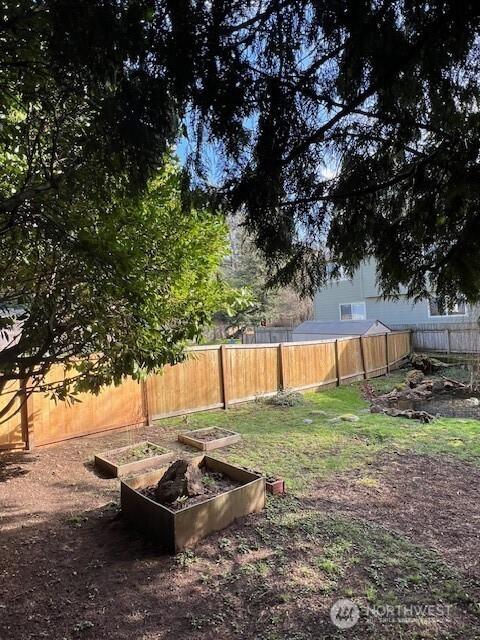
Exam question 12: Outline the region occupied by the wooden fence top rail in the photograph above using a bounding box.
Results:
[409,327,478,333]
[186,344,222,352]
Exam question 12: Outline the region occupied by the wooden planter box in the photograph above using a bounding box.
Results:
[94,441,174,478]
[121,456,265,553]
[178,427,241,451]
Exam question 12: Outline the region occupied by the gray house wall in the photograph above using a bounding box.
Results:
[314,259,478,326]
[313,280,364,322]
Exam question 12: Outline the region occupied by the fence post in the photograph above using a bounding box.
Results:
[279,343,286,390]
[142,378,151,426]
[359,337,367,379]
[446,329,451,353]
[20,378,35,450]
[220,344,229,409]
[334,339,340,385]
[385,333,390,373]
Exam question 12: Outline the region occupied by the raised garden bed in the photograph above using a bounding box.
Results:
[121,456,265,552]
[94,441,174,478]
[178,427,241,451]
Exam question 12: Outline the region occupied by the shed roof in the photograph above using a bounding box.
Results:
[292,320,391,337]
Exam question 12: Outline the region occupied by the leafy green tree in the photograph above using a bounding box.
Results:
[2,1,480,405]
[0,2,234,414]
[0,0,183,412]
[0,156,233,416]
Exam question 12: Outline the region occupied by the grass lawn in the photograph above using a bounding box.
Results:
[164,370,480,493]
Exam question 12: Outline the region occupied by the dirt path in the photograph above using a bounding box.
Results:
[0,423,192,533]
[310,451,480,580]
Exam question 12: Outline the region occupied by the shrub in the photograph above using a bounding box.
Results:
[264,389,304,408]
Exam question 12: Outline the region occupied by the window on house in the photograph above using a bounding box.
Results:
[428,298,467,317]
[339,302,366,321]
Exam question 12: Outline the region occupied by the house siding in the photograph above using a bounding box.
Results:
[364,295,473,325]
[313,275,365,322]
[314,260,478,326]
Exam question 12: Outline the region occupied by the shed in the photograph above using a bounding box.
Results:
[292,320,391,342]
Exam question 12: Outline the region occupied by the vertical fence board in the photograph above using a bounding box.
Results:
[0,380,24,449]
[387,331,411,366]
[337,338,364,382]
[363,335,388,378]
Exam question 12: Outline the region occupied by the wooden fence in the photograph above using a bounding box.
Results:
[0,331,411,450]
[390,323,480,354]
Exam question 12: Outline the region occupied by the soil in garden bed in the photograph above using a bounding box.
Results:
[110,443,169,465]
[140,467,241,511]
[188,427,232,442]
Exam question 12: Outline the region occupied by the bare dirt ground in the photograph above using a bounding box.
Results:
[311,451,480,581]
[1,427,479,639]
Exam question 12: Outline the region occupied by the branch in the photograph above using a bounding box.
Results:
[222,2,286,35]
[0,181,58,213]
[285,21,442,163]
[285,84,379,162]
[281,144,445,207]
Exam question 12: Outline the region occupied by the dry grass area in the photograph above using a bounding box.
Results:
[1,370,479,639]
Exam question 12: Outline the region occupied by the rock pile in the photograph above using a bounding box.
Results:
[369,369,468,423]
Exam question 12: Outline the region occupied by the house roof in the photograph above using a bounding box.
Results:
[292,320,391,337]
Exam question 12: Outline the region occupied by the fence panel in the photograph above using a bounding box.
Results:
[283,341,337,390]
[391,323,480,354]
[225,345,280,403]
[337,337,364,382]
[0,380,24,449]
[33,365,146,447]
[243,327,293,344]
[413,329,448,352]
[363,335,388,378]
[146,346,223,419]
[388,331,411,366]
[448,329,480,353]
